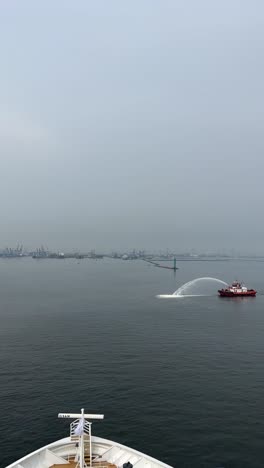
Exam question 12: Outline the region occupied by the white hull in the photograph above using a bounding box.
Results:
[5,435,173,468]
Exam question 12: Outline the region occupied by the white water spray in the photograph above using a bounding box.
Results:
[157,277,228,298]
[173,277,228,296]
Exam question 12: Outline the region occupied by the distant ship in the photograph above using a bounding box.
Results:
[218,281,256,297]
[5,409,172,468]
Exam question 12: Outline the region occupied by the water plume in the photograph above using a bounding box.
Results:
[157,277,228,298]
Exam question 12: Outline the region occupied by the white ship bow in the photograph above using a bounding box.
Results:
[5,409,172,468]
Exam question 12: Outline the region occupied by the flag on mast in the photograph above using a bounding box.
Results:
[74,415,85,436]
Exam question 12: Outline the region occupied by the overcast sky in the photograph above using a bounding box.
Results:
[0,1,263,253]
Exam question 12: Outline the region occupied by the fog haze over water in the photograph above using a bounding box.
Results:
[1,1,263,252]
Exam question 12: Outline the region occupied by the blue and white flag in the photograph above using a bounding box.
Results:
[74,416,85,436]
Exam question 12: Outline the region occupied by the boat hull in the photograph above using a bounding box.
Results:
[218,290,256,297]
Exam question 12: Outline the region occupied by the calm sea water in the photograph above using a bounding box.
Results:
[1,258,264,468]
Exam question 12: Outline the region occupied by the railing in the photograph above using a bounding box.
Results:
[66,456,117,468]
[70,419,91,439]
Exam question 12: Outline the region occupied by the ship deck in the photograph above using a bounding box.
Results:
[6,435,173,468]
[50,463,117,468]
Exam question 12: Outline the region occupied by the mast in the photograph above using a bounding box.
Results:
[58,409,104,468]
[80,408,84,468]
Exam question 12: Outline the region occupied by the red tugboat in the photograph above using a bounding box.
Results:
[218,281,256,297]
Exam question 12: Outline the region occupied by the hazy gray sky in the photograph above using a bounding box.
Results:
[1,1,264,253]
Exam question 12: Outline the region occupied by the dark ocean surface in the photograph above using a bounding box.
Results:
[1,258,264,468]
